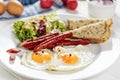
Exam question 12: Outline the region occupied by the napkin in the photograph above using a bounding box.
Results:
[0,0,64,21]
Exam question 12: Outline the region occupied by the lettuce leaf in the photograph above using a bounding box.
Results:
[13,21,36,42]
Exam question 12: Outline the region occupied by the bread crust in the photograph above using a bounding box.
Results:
[106,18,113,27]
[68,18,113,29]
[89,25,110,43]
[67,18,112,43]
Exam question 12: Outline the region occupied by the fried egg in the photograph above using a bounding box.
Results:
[47,45,95,71]
[21,49,53,70]
[21,45,95,72]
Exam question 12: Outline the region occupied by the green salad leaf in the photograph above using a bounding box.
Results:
[13,12,67,42]
[45,11,67,33]
[51,20,66,32]
[13,21,36,42]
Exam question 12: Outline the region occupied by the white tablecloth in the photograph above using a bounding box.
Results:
[0,1,120,80]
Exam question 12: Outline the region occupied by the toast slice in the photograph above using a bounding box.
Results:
[69,21,111,43]
[68,18,113,30]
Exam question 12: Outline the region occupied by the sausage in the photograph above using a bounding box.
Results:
[56,39,90,46]
[46,39,90,49]
[46,43,56,49]
[34,32,73,52]
[21,32,59,46]
[20,33,59,49]
[22,43,39,50]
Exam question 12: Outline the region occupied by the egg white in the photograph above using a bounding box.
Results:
[21,45,95,72]
[47,45,95,72]
[21,50,53,70]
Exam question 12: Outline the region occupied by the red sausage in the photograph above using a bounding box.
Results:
[56,39,90,46]
[46,43,56,49]
[20,33,59,49]
[34,32,73,52]
[46,39,90,49]
[21,33,59,46]
[22,43,39,50]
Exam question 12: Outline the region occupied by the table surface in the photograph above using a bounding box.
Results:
[0,1,120,80]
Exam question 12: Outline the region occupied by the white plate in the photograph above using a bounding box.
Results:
[0,14,120,80]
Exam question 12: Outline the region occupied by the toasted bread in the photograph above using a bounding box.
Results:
[68,18,113,30]
[68,21,111,43]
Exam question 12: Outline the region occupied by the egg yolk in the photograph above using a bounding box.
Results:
[32,51,51,64]
[58,53,78,64]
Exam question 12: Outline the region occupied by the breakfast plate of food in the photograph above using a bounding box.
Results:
[0,12,120,80]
